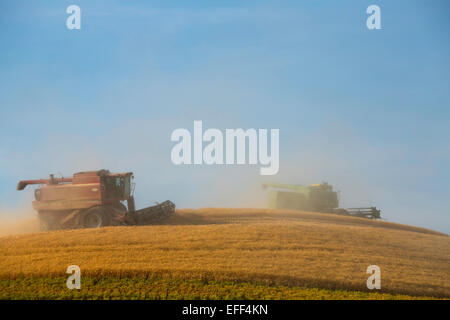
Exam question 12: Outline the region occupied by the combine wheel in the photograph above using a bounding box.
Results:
[82,206,111,228]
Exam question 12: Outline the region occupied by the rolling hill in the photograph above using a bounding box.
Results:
[0,208,448,299]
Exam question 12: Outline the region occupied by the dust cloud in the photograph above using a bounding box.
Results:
[1,115,448,234]
[0,208,40,237]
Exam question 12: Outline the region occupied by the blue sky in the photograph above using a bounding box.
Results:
[0,1,449,233]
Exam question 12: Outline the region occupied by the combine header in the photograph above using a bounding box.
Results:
[17,170,175,230]
[262,182,381,219]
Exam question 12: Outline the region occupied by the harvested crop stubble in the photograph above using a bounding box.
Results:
[0,208,448,298]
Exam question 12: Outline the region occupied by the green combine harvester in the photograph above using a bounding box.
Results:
[262,182,381,219]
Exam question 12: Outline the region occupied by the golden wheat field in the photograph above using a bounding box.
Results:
[0,208,449,299]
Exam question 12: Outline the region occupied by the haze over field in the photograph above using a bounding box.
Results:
[0,1,449,233]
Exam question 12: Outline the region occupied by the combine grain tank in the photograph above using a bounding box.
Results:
[262,182,381,219]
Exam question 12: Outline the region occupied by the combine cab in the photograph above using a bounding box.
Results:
[17,170,175,230]
[262,182,381,219]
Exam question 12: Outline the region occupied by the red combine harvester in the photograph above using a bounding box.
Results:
[17,170,175,230]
